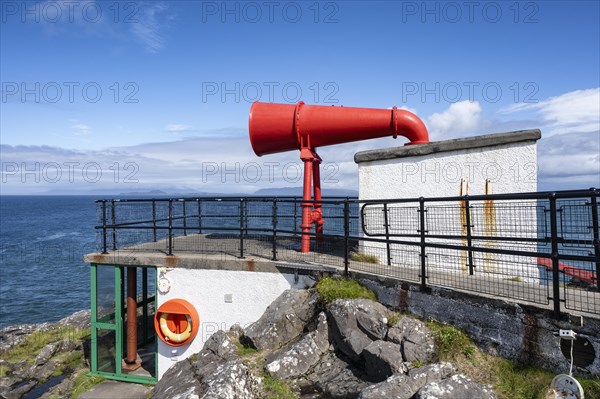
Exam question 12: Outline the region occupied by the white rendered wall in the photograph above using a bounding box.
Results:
[358,141,537,200]
[357,141,539,282]
[156,268,314,379]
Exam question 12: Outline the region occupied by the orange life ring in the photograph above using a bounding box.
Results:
[154,299,199,346]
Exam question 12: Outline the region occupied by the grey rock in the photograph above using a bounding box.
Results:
[407,362,457,384]
[57,309,91,329]
[200,358,264,399]
[194,330,239,377]
[34,342,61,366]
[362,340,406,382]
[39,376,75,399]
[1,380,37,399]
[358,374,422,399]
[229,323,244,339]
[155,330,263,399]
[388,317,437,363]
[358,362,456,399]
[58,338,79,353]
[0,323,50,352]
[33,360,57,381]
[357,311,388,341]
[243,289,319,350]
[327,299,390,362]
[416,374,497,399]
[265,312,329,379]
[152,359,201,399]
[300,351,369,399]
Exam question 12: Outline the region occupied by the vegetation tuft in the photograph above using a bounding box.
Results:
[387,314,400,327]
[235,337,260,357]
[424,319,600,399]
[349,252,380,264]
[316,277,377,303]
[1,326,89,364]
[263,374,298,399]
[69,371,104,399]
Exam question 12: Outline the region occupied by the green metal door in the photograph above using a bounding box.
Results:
[90,264,157,384]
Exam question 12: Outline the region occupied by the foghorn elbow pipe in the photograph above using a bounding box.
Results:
[249,101,429,156]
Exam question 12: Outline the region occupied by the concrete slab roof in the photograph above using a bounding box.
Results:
[354,129,541,164]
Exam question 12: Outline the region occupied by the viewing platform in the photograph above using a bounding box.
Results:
[85,191,600,319]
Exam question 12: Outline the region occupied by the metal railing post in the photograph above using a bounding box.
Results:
[293,199,298,235]
[343,200,350,277]
[272,200,278,261]
[590,189,600,291]
[182,200,187,236]
[418,198,428,291]
[239,199,245,258]
[197,199,203,234]
[152,201,157,242]
[101,201,108,254]
[111,200,117,250]
[549,193,561,318]
[383,203,391,266]
[167,199,173,256]
[464,198,474,275]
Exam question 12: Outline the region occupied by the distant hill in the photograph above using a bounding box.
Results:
[252,187,358,197]
[114,187,359,198]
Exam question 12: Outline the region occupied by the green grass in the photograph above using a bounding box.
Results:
[316,277,377,303]
[349,252,380,264]
[263,374,298,399]
[69,371,104,399]
[52,351,84,376]
[1,326,89,364]
[235,335,260,357]
[426,322,472,360]
[387,314,400,327]
[423,319,600,399]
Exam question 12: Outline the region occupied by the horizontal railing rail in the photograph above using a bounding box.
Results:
[94,189,600,318]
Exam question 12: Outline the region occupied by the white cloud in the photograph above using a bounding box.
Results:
[130,3,170,53]
[426,101,483,139]
[165,124,194,133]
[70,121,91,135]
[500,88,600,136]
[3,89,599,194]
[33,1,172,53]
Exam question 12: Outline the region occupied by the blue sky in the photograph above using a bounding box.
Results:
[1,0,599,194]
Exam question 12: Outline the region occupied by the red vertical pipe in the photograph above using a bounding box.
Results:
[300,155,313,253]
[126,267,137,364]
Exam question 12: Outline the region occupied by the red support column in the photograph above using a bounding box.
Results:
[124,267,141,370]
[300,150,314,253]
[312,157,324,243]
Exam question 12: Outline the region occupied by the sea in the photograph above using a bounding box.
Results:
[0,196,98,328]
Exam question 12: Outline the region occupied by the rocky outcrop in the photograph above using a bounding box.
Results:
[326,298,391,362]
[152,331,264,399]
[56,309,91,330]
[0,312,90,399]
[358,362,456,399]
[299,351,369,398]
[416,374,497,399]
[387,317,437,363]
[1,338,84,399]
[151,360,202,399]
[242,289,320,350]
[362,340,407,381]
[264,312,329,379]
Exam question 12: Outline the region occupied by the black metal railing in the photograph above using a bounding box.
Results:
[95,189,600,318]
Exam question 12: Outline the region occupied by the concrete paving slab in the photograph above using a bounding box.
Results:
[78,380,151,399]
